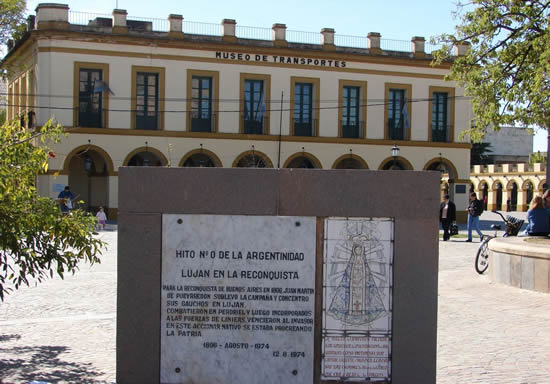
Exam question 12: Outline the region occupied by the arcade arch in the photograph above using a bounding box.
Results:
[332,154,368,169]
[232,150,273,168]
[180,148,222,167]
[63,145,114,212]
[123,146,168,167]
[283,152,322,169]
[378,156,413,171]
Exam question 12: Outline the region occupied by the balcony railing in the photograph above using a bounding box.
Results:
[293,119,316,137]
[190,111,215,132]
[432,126,450,142]
[243,118,264,134]
[341,121,362,138]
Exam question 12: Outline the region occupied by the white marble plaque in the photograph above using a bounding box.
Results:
[322,218,393,381]
[161,214,316,384]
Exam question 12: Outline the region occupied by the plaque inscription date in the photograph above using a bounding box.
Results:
[203,342,271,350]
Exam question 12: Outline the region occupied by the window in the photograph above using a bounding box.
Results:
[290,77,320,137]
[240,74,271,134]
[342,86,360,138]
[191,77,212,132]
[385,83,412,141]
[131,66,165,130]
[186,70,220,133]
[73,62,109,128]
[338,80,367,138]
[79,69,103,127]
[429,86,455,142]
[244,79,265,134]
[136,72,159,130]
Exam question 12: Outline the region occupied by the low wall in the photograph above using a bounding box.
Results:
[488,237,550,293]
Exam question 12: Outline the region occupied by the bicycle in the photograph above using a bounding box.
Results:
[475,211,524,274]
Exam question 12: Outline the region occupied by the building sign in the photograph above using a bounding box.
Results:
[215,51,347,68]
[161,214,316,384]
[322,218,393,381]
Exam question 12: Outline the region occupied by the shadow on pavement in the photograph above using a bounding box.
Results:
[0,342,104,384]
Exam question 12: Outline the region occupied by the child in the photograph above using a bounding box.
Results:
[96,206,107,231]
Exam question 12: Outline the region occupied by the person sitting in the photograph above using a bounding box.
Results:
[58,185,75,213]
[524,196,550,236]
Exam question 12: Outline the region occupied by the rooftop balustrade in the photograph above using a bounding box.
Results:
[25,5,459,56]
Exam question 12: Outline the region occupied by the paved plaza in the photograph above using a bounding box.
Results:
[1,219,550,383]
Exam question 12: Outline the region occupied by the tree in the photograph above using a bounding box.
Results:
[470,142,493,165]
[432,0,550,181]
[529,150,547,165]
[0,119,105,300]
[0,0,26,47]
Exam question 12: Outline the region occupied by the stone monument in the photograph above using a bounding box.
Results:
[117,168,439,384]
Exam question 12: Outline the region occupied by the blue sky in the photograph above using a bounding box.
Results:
[24,0,547,152]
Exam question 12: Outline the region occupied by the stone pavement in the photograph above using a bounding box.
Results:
[1,228,550,383]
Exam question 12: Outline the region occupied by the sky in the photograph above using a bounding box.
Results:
[23,0,547,152]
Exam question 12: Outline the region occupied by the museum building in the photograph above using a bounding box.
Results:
[4,3,473,219]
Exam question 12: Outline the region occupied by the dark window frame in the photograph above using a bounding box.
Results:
[432,92,449,142]
[135,72,159,130]
[243,79,266,134]
[342,85,361,138]
[293,82,314,136]
[191,76,213,132]
[388,88,405,141]
[78,68,103,128]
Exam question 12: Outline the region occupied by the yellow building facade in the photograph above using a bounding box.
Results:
[470,163,546,212]
[4,4,474,219]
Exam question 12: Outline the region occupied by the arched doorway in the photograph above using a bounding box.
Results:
[128,151,164,166]
[286,157,316,168]
[336,158,362,169]
[508,181,518,211]
[332,154,368,169]
[67,148,110,213]
[283,152,322,169]
[495,182,503,211]
[233,150,273,168]
[183,154,218,167]
[478,181,489,210]
[380,156,413,170]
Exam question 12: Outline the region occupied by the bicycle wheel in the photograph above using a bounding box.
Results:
[475,238,491,274]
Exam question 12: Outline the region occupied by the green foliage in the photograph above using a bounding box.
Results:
[0,118,105,300]
[529,150,547,164]
[0,0,26,46]
[432,0,550,142]
[470,142,493,165]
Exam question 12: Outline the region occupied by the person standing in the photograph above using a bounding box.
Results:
[439,194,456,241]
[96,206,108,231]
[467,192,484,242]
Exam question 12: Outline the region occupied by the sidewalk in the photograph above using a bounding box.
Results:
[1,228,550,383]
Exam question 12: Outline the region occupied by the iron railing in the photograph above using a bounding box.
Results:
[293,118,317,137]
[341,121,362,138]
[67,11,443,54]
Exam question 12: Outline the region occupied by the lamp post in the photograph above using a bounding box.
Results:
[391,144,400,170]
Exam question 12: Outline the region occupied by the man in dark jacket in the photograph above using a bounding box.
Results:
[467,192,484,242]
[439,194,456,241]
